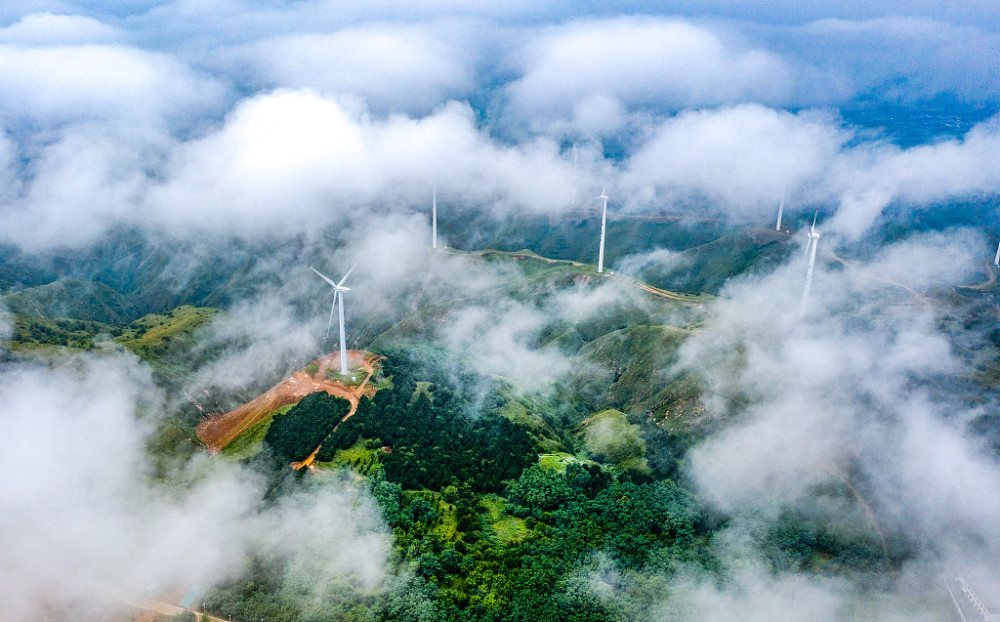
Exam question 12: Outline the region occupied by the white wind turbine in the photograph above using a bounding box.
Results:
[800,213,821,317]
[432,186,438,249]
[311,262,358,375]
[594,185,609,273]
[994,239,999,267]
[775,193,785,232]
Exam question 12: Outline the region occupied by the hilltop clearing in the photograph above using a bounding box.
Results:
[196,350,378,453]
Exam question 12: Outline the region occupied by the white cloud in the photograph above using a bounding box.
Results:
[830,117,1000,236]
[792,16,1000,102]
[623,104,847,214]
[622,105,1000,238]
[0,43,225,128]
[237,23,476,113]
[442,300,571,391]
[0,12,121,45]
[681,229,1000,559]
[145,90,577,238]
[506,16,793,131]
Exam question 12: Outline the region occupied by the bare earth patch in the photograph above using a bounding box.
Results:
[196,350,379,454]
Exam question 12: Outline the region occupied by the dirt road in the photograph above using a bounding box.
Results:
[111,591,225,621]
[828,250,930,303]
[447,248,709,305]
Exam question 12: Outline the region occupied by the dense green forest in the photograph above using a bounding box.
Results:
[198,351,897,622]
[263,392,352,463]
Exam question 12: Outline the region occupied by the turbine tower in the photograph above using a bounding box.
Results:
[311,262,357,375]
[432,186,438,249]
[994,239,999,267]
[595,185,609,273]
[775,194,785,232]
[800,213,821,317]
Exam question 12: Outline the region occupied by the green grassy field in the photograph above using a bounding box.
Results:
[6,314,115,350]
[537,452,585,471]
[314,437,382,473]
[480,494,529,543]
[2,279,141,324]
[117,306,216,359]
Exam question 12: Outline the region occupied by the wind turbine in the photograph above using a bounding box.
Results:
[594,185,609,273]
[775,193,785,232]
[800,213,821,317]
[432,186,438,249]
[311,262,358,376]
[994,239,999,267]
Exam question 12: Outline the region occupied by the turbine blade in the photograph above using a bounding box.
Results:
[311,267,338,288]
[337,260,360,287]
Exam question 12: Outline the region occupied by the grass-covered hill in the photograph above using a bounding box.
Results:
[634,227,793,295]
[6,304,216,382]
[442,208,733,267]
[2,279,141,324]
[0,230,304,318]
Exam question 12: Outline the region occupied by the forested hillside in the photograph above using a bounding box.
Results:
[197,349,900,622]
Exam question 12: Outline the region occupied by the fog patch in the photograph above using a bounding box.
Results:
[442,300,570,391]
[0,353,391,622]
[680,228,999,573]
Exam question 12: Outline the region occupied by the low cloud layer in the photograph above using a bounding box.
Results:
[505,16,793,133]
[229,22,479,114]
[0,4,995,249]
[624,106,1000,237]
[680,229,999,569]
[0,354,389,621]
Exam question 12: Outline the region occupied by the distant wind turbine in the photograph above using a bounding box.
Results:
[994,239,999,267]
[800,213,821,317]
[311,262,358,375]
[432,186,438,249]
[572,144,578,180]
[775,194,785,232]
[594,185,609,273]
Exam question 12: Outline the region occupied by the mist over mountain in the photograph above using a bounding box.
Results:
[1,2,999,622]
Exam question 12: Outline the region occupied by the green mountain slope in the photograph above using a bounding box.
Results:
[2,279,141,324]
[638,228,793,294]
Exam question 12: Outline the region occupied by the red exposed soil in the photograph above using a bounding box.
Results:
[195,350,379,454]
